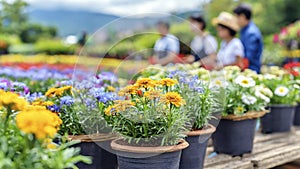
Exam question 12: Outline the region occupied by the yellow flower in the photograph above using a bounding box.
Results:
[16,109,62,139]
[0,91,28,111]
[118,85,138,96]
[44,138,58,149]
[144,90,162,99]
[234,106,245,114]
[135,78,157,89]
[107,86,116,92]
[158,78,178,87]
[25,105,47,111]
[45,86,72,97]
[113,100,135,112]
[105,105,116,116]
[161,92,185,107]
[32,100,54,107]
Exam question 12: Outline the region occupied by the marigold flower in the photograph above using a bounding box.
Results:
[45,86,72,97]
[144,90,162,100]
[118,85,138,96]
[16,109,62,139]
[107,86,116,92]
[135,78,157,89]
[158,78,178,87]
[113,100,135,112]
[0,91,28,111]
[161,92,185,107]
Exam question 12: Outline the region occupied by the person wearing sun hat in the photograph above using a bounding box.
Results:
[212,12,248,70]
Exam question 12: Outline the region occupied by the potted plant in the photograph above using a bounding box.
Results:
[42,75,119,169]
[284,62,300,126]
[212,71,271,156]
[260,68,298,133]
[104,78,189,169]
[165,71,217,169]
[0,90,90,168]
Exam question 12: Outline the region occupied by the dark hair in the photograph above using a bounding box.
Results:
[157,21,170,30]
[218,24,237,36]
[189,14,206,30]
[233,4,252,20]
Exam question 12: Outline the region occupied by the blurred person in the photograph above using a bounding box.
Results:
[213,12,247,69]
[151,21,180,65]
[184,14,218,67]
[234,4,263,73]
[76,31,87,55]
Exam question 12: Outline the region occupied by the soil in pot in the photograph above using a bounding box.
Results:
[212,118,257,156]
[261,105,295,133]
[293,104,300,126]
[179,124,216,169]
[111,139,189,169]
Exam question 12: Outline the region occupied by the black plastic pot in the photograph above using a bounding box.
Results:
[212,118,256,156]
[74,140,118,169]
[261,105,295,133]
[179,136,209,169]
[117,150,182,169]
[293,104,300,126]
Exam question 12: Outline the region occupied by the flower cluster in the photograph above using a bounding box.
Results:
[0,90,28,111]
[104,77,187,146]
[16,108,62,139]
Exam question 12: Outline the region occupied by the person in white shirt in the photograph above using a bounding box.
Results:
[184,14,218,67]
[152,21,180,65]
[212,12,246,69]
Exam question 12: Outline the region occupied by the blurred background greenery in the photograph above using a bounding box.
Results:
[0,0,299,65]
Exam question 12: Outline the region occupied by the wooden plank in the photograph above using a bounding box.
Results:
[205,159,253,169]
[204,154,239,167]
[252,143,300,169]
[204,128,300,169]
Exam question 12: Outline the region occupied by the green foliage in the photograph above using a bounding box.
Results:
[19,24,57,43]
[104,79,188,146]
[35,39,77,55]
[0,100,91,168]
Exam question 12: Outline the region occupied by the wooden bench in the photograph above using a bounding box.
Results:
[204,127,300,169]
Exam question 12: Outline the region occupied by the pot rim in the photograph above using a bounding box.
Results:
[221,110,268,121]
[110,139,189,154]
[68,133,117,142]
[269,104,297,108]
[186,124,216,136]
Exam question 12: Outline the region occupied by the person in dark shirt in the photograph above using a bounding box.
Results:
[234,4,263,73]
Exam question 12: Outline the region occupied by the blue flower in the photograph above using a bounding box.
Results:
[47,104,60,113]
[0,82,7,90]
[27,92,44,102]
[60,96,75,106]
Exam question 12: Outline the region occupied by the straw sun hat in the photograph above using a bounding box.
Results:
[212,12,240,32]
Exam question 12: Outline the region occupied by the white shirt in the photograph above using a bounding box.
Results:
[217,38,244,65]
[154,34,179,58]
[190,34,218,56]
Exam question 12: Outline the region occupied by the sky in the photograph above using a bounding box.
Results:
[25,0,208,16]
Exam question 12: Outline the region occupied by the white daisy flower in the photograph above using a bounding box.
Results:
[242,95,257,105]
[274,86,289,97]
[255,90,270,103]
[264,74,277,80]
[234,75,255,88]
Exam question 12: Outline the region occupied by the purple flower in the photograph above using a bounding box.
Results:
[60,96,75,106]
[47,104,60,113]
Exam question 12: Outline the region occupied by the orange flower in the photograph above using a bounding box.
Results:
[135,78,157,89]
[113,100,135,112]
[161,92,185,107]
[118,85,138,96]
[144,90,162,100]
[158,78,178,86]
